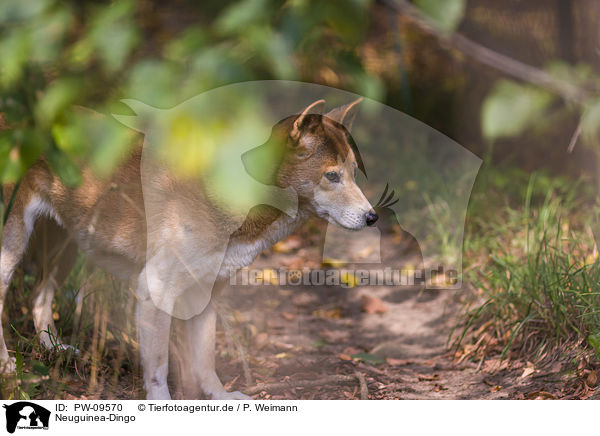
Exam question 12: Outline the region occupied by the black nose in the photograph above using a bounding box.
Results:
[365,211,378,226]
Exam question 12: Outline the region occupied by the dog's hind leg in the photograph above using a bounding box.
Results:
[180,297,250,400]
[30,219,78,351]
[136,269,173,399]
[0,193,40,372]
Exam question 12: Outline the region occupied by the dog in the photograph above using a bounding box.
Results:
[0,98,378,399]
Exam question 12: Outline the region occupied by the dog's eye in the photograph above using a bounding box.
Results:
[325,171,340,182]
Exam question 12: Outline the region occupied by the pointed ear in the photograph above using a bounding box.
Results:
[325,98,363,131]
[290,99,326,141]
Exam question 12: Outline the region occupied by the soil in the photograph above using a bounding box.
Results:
[9,223,591,400]
[211,225,584,400]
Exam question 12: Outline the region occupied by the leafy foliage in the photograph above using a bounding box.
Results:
[481,80,554,142]
[0,0,380,185]
[414,0,466,33]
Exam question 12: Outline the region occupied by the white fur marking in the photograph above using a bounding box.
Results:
[24,197,62,238]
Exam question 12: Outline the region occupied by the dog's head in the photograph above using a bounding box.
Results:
[244,99,377,230]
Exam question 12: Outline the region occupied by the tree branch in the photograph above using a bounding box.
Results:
[382,0,588,104]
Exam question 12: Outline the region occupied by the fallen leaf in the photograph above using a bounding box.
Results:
[313,339,328,348]
[338,353,352,361]
[343,390,355,399]
[322,257,346,268]
[586,370,598,387]
[351,353,385,365]
[521,362,536,378]
[343,347,361,355]
[313,308,342,319]
[386,358,411,366]
[356,245,376,259]
[483,358,509,374]
[273,235,302,253]
[275,352,290,359]
[489,385,502,392]
[361,295,388,314]
[281,311,296,321]
[255,332,269,349]
[525,391,556,400]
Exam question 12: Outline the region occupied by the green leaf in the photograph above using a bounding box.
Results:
[89,0,139,73]
[414,0,466,33]
[481,80,554,141]
[29,7,73,64]
[31,360,49,376]
[35,77,84,126]
[0,0,51,23]
[216,0,270,35]
[581,98,600,150]
[0,29,30,87]
[351,352,384,364]
[313,339,329,348]
[46,147,82,187]
[163,27,207,61]
[89,118,136,177]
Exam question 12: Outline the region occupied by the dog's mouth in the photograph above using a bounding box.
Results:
[321,212,366,231]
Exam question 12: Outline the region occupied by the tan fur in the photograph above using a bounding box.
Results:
[0,99,376,398]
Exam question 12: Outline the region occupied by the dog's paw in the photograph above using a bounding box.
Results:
[212,390,252,400]
[0,356,16,373]
[53,343,80,354]
[40,336,80,354]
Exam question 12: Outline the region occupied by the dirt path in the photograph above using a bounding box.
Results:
[215,228,577,400]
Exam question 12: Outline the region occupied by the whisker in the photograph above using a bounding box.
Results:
[376,183,389,207]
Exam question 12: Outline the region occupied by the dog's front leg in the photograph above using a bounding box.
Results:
[136,296,172,399]
[184,302,250,400]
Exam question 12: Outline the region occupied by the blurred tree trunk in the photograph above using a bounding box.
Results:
[556,0,574,63]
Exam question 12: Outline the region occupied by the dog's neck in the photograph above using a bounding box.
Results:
[220,203,309,275]
[230,201,310,243]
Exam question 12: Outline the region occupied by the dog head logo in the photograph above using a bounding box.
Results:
[113,81,481,318]
[3,402,50,433]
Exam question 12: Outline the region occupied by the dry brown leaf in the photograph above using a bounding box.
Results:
[342,347,360,356]
[525,391,556,400]
[338,354,352,361]
[489,385,502,392]
[254,332,269,349]
[483,358,509,374]
[361,295,388,314]
[386,358,411,366]
[313,308,342,319]
[281,311,296,321]
[586,370,598,387]
[273,235,302,253]
[343,390,356,399]
[521,362,536,378]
